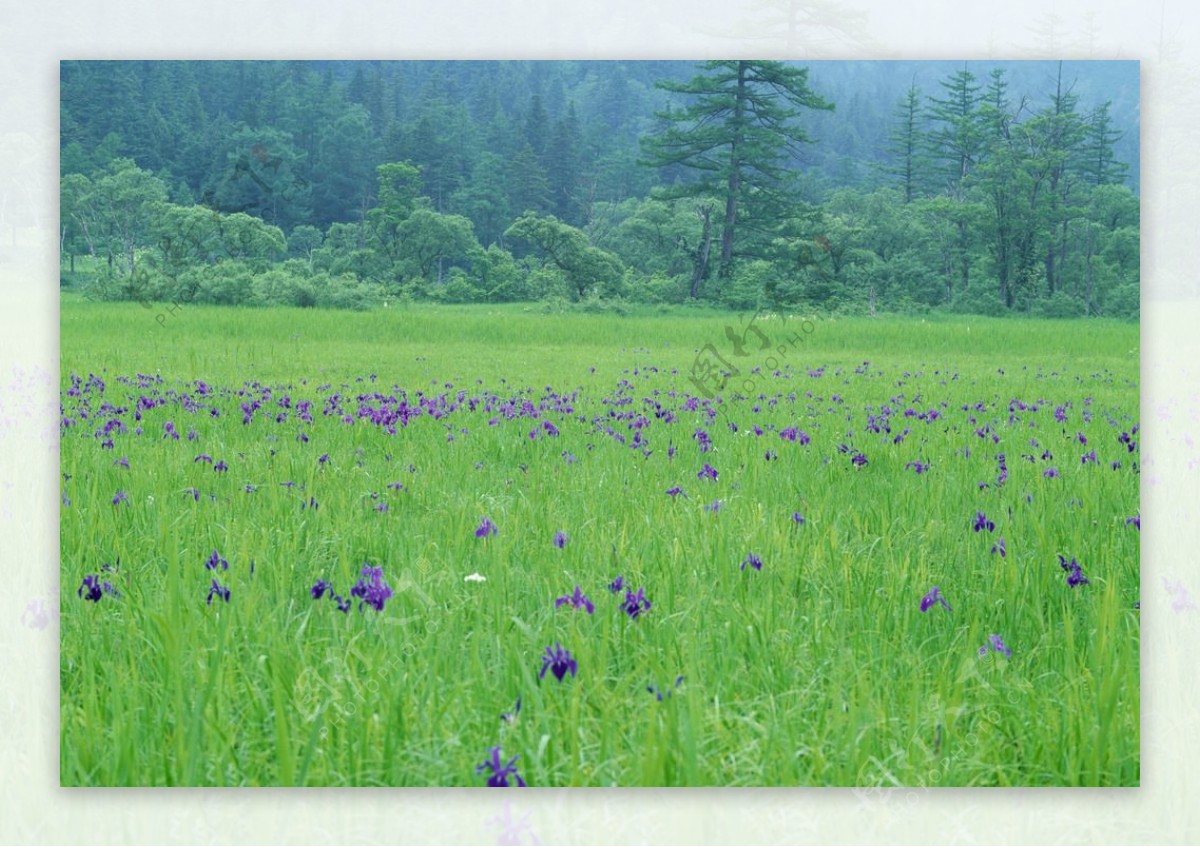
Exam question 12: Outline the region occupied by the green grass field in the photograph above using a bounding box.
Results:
[60,296,1140,786]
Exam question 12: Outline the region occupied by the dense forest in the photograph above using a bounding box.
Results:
[59,60,1140,318]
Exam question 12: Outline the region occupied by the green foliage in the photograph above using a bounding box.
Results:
[59,60,1138,319]
[721,260,772,311]
[395,208,480,281]
[504,212,625,299]
[641,60,835,280]
[1034,291,1087,319]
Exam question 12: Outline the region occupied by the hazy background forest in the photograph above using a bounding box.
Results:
[59,60,1140,318]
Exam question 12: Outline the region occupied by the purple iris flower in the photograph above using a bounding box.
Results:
[112,490,129,506]
[851,452,868,468]
[311,579,332,600]
[665,486,684,497]
[991,538,1007,557]
[741,552,763,572]
[205,549,228,571]
[780,426,799,442]
[1058,554,1090,587]
[623,587,652,619]
[77,574,103,602]
[972,512,995,533]
[476,746,527,787]
[906,461,929,474]
[1081,450,1098,465]
[608,575,625,594]
[350,563,394,611]
[183,487,200,502]
[1126,514,1140,531]
[194,453,212,464]
[920,586,952,613]
[475,517,498,538]
[114,456,129,469]
[555,586,594,614]
[1043,466,1060,479]
[207,578,231,605]
[979,634,1012,658]
[698,463,718,481]
[539,643,578,682]
[213,460,228,473]
[705,499,724,513]
[553,531,569,548]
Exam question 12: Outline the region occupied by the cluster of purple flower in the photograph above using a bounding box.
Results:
[1058,554,1090,588]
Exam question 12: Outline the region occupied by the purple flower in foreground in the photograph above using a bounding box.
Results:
[555,586,595,614]
[114,456,129,469]
[697,463,718,481]
[1081,449,1098,465]
[78,575,104,602]
[741,552,763,572]
[991,538,1006,557]
[972,511,995,533]
[1043,466,1060,479]
[334,594,351,613]
[920,586,952,613]
[539,643,578,682]
[1126,514,1140,531]
[207,578,230,605]
[311,579,332,600]
[851,452,869,468]
[792,511,805,525]
[213,460,228,473]
[906,461,929,474]
[623,587,652,619]
[553,531,569,548]
[705,499,724,513]
[112,490,129,506]
[666,485,685,497]
[205,549,228,571]
[475,517,498,538]
[1058,554,1089,588]
[979,634,1012,658]
[350,563,394,611]
[476,746,527,787]
[183,487,200,502]
[194,453,212,464]
[608,574,625,594]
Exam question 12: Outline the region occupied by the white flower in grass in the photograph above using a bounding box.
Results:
[464,572,487,583]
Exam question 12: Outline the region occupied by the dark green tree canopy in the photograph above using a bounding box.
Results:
[640,60,834,283]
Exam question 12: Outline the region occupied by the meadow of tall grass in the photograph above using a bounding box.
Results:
[60,297,1139,786]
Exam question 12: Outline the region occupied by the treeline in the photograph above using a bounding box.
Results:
[59,60,1139,318]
